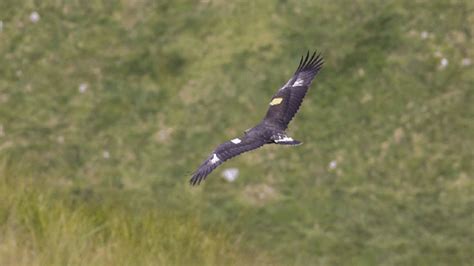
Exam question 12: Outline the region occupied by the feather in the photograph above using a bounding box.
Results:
[263,51,324,129]
[190,135,266,185]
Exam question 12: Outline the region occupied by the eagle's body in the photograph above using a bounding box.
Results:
[190,51,324,185]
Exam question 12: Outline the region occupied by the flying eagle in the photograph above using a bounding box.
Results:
[190,51,324,185]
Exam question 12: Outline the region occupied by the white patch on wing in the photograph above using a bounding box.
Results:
[293,78,304,86]
[210,153,220,164]
[231,138,241,144]
[275,136,294,143]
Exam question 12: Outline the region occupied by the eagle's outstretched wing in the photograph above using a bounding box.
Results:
[190,135,266,186]
[263,51,324,129]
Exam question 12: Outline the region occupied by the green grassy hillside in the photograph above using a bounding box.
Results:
[0,1,473,265]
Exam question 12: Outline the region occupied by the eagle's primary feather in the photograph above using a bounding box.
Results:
[264,51,324,129]
[190,51,324,185]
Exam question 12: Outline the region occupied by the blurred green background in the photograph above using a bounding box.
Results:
[0,1,473,265]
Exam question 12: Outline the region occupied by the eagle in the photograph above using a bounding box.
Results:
[190,51,324,185]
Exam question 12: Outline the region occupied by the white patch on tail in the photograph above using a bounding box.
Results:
[210,153,220,164]
[274,136,294,143]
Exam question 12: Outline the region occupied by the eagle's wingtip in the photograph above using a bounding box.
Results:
[297,50,324,73]
[189,172,200,186]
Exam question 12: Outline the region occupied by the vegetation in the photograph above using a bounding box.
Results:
[0,0,472,265]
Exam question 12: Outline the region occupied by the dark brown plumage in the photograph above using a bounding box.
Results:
[190,51,324,185]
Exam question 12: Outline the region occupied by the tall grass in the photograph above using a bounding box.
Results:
[0,165,269,265]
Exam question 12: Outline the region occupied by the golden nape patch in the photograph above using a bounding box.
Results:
[269,97,283,106]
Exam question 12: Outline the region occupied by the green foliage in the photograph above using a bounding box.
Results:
[0,0,473,265]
